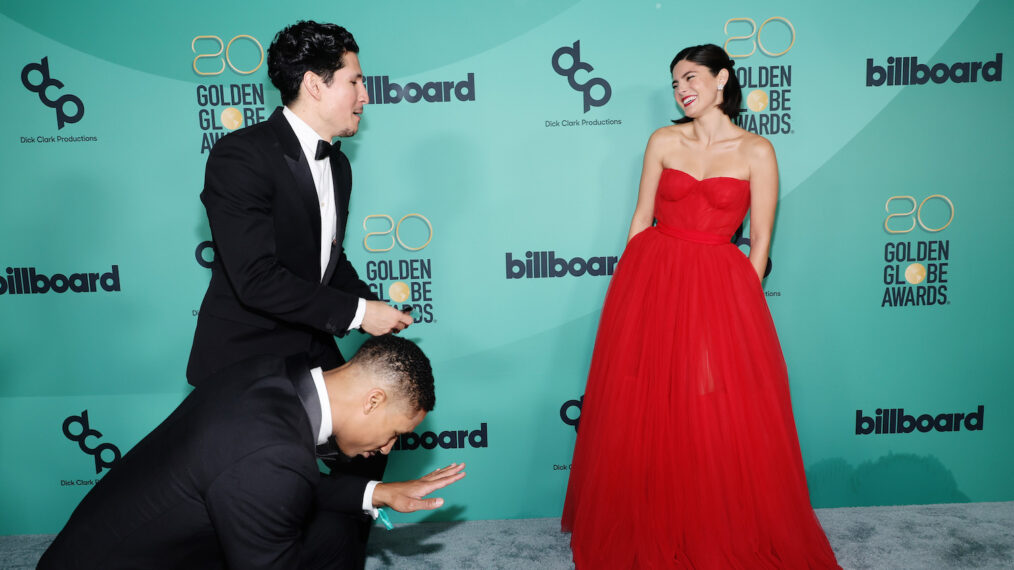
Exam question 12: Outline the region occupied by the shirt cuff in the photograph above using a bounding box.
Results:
[363,480,381,518]
[348,298,366,331]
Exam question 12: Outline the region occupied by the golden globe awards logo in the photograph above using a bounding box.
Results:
[192,34,268,153]
[881,194,954,307]
[724,17,794,135]
[363,213,435,323]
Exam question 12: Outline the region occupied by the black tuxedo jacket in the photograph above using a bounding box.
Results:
[187,107,378,384]
[39,355,368,569]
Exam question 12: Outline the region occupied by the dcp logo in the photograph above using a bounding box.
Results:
[195,241,217,268]
[552,41,611,113]
[21,57,84,129]
[63,410,122,474]
[560,395,583,432]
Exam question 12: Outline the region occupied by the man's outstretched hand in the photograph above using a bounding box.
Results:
[372,463,466,513]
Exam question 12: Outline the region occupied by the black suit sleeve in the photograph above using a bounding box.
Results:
[205,445,315,569]
[202,134,359,334]
[327,248,379,303]
[315,472,372,514]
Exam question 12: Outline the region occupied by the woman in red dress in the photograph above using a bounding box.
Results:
[561,44,840,569]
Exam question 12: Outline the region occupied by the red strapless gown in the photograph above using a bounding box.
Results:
[562,169,840,569]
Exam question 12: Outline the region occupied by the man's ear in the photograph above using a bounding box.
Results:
[301,71,322,101]
[363,388,387,415]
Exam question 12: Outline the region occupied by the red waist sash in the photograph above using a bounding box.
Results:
[655,223,731,245]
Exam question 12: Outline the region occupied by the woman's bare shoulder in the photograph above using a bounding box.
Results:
[738,129,775,161]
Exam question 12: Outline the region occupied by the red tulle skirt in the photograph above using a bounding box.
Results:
[562,225,840,569]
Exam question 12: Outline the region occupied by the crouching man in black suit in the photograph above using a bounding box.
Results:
[39,336,464,569]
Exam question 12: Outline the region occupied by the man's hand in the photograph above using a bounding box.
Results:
[372,463,466,513]
[361,301,413,335]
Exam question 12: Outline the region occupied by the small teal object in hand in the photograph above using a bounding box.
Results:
[376,508,394,530]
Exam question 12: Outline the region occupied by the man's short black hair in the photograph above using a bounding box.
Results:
[350,335,435,412]
[267,20,359,105]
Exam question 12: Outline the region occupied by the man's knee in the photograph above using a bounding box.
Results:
[301,510,367,570]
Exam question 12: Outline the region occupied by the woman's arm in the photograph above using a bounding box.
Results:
[746,137,779,282]
[626,130,667,242]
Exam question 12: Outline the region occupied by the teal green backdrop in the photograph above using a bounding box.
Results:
[2,0,1012,534]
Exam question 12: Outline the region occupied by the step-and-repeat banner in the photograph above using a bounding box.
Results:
[2,0,1012,533]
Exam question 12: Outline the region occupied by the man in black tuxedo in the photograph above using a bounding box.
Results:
[39,335,465,569]
[186,21,411,548]
[187,20,412,385]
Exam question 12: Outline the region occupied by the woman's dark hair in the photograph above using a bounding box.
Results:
[267,21,359,105]
[669,44,741,124]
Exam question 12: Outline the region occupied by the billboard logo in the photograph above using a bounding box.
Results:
[393,423,488,450]
[0,265,121,296]
[506,251,617,279]
[552,41,611,113]
[63,410,122,474]
[855,406,984,435]
[21,57,84,129]
[365,73,475,104]
[866,53,1003,86]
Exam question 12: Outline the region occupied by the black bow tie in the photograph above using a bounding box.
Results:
[315,437,351,463]
[314,139,340,161]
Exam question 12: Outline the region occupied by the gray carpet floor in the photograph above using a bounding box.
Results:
[3,502,1012,569]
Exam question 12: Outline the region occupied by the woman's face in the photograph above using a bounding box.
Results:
[672,60,724,119]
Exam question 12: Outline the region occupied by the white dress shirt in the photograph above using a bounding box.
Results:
[282,107,366,330]
[310,366,380,518]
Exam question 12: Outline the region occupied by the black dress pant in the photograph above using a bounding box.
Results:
[311,453,389,569]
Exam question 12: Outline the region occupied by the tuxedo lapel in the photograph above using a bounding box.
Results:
[268,108,322,250]
[323,140,351,284]
[322,241,340,284]
[285,353,322,444]
[328,143,352,216]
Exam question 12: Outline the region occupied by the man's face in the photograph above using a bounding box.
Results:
[318,51,369,138]
[337,396,426,458]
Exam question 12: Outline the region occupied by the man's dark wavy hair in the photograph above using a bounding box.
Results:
[350,335,435,413]
[267,20,359,105]
[670,44,742,124]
